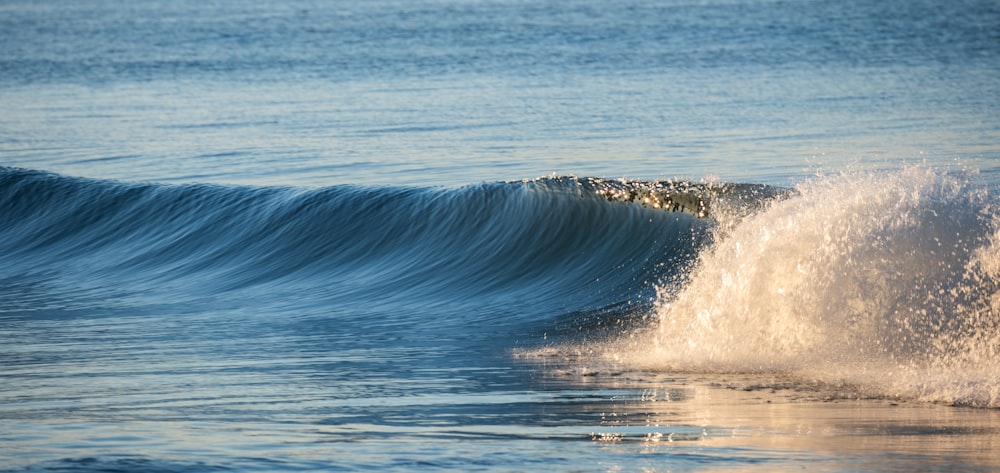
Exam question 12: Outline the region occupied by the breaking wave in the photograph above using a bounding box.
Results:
[4,166,998,407]
[613,167,1000,407]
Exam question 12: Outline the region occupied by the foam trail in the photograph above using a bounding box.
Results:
[623,167,1000,407]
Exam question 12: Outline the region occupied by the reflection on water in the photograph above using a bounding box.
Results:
[5,316,999,473]
[519,356,1000,472]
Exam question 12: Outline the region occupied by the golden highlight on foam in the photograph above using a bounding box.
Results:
[623,167,1000,407]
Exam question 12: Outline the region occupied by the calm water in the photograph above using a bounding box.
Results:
[2,0,1000,471]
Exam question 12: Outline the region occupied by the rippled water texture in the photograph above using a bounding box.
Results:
[2,0,998,187]
[2,0,999,471]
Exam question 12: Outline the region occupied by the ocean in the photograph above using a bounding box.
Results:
[1,0,999,471]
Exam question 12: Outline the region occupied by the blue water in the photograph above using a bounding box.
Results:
[2,0,1000,471]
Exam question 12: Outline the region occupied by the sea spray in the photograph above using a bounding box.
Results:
[621,167,1000,406]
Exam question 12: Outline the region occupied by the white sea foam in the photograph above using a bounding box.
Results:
[621,167,1000,407]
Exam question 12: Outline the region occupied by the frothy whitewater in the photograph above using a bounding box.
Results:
[611,167,1000,407]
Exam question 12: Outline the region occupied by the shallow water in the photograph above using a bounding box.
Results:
[2,0,999,471]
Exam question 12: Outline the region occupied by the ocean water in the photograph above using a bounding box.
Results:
[2,0,999,471]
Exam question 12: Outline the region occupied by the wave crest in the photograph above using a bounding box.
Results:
[0,168,708,325]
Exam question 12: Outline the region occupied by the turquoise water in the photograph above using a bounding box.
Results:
[2,0,999,471]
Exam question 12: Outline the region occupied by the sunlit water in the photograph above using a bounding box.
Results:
[2,0,999,471]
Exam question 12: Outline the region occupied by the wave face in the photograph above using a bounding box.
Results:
[0,167,708,332]
[615,167,1000,407]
